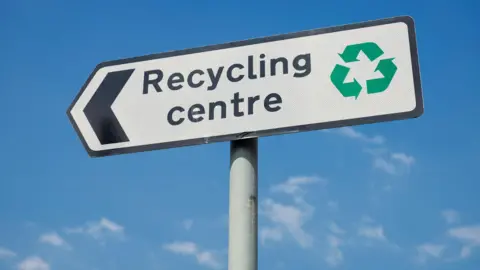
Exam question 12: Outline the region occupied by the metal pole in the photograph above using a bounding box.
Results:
[228,138,258,270]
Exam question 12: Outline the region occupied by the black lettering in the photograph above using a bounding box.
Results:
[231,92,245,117]
[167,106,185,125]
[270,57,288,76]
[167,72,184,90]
[259,54,266,78]
[248,55,257,79]
[293,54,311,78]
[209,101,227,120]
[247,96,260,115]
[187,69,205,88]
[264,93,282,112]
[207,67,224,90]
[226,64,244,82]
[188,104,205,122]
[143,70,163,94]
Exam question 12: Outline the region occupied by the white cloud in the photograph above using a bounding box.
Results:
[65,217,125,243]
[17,256,50,270]
[391,153,415,166]
[270,176,325,197]
[358,225,387,241]
[421,244,445,257]
[448,225,480,244]
[448,225,480,259]
[260,227,283,245]
[261,176,321,248]
[418,243,445,257]
[366,148,415,176]
[416,243,445,263]
[196,251,222,269]
[356,218,401,251]
[335,127,385,144]
[164,241,197,254]
[0,247,16,258]
[332,128,415,178]
[325,235,343,266]
[442,209,460,225]
[39,232,70,249]
[261,199,313,248]
[373,157,396,175]
[97,218,123,232]
[460,246,472,259]
[357,217,387,242]
[163,241,222,269]
[329,222,345,235]
[183,219,194,231]
[324,226,347,267]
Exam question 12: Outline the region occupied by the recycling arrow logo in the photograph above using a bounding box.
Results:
[330,42,397,99]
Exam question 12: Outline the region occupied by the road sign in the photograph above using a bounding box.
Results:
[67,16,423,157]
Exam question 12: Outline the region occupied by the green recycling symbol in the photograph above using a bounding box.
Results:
[330,42,397,99]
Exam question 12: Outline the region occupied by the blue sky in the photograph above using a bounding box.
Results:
[1,0,479,269]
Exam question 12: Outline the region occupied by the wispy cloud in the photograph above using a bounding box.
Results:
[260,176,321,248]
[329,222,346,235]
[356,216,398,248]
[183,219,194,231]
[373,157,396,175]
[416,243,445,263]
[442,209,460,225]
[163,241,222,269]
[358,225,387,241]
[368,150,416,175]
[0,247,17,259]
[0,247,16,259]
[17,256,50,270]
[334,127,385,144]
[260,227,283,245]
[325,235,344,266]
[325,125,416,176]
[391,153,415,166]
[261,199,313,248]
[448,225,480,259]
[163,241,197,254]
[270,176,325,196]
[65,217,125,243]
[354,217,403,253]
[39,232,71,249]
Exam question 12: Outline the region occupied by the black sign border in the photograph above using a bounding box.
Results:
[67,15,423,158]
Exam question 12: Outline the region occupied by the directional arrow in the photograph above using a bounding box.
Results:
[84,69,135,145]
[338,42,384,62]
[366,58,397,94]
[330,64,363,99]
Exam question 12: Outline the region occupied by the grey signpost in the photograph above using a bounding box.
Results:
[68,16,423,270]
[229,138,258,270]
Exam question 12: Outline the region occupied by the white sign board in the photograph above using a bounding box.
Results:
[67,16,423,157]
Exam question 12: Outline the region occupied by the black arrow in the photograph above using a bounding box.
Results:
[84,69,135,145]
